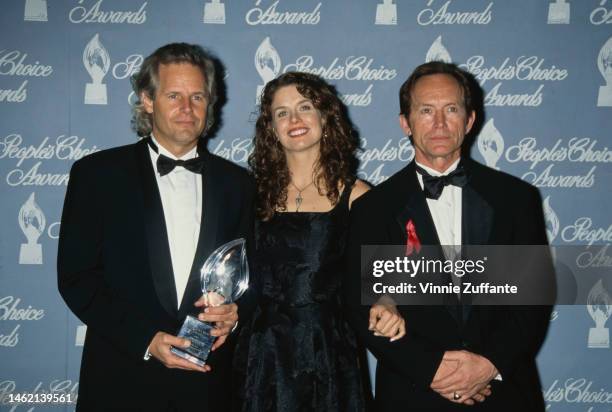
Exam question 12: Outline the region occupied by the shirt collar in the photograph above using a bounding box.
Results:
[149,134,198,161]
[415,158,460,177]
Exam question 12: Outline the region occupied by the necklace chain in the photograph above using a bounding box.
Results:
[290,180,314,211]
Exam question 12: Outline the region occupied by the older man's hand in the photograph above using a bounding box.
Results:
[195,295,238,351]
[430,350,498,405]
[148,332,211,372]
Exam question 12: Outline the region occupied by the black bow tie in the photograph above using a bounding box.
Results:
[415,163,468,200]
[147,138,204,176]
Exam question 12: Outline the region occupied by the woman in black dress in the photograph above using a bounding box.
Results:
[234,72,404,411]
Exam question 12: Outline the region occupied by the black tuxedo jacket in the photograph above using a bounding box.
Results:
[58,139,254,411]
[345,159,551,412]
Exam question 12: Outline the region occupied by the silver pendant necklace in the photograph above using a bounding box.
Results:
[290,180,314,211]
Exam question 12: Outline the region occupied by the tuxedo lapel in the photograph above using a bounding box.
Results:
[395,163,440,247]
[136,140,179,318]
[462,174,493,246]
[461,160,494,320]
[394,163,462,323]
[179,150,221,317]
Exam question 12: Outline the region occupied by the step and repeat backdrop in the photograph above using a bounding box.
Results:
[1,0,611,410]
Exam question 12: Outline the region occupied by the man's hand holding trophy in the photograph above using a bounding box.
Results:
[171,238,249,366]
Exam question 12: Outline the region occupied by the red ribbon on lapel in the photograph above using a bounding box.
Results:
[405,219,421,256]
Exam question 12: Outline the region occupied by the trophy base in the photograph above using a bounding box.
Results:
[375,4,397,25]
[547,4,570,24]
[19,243,42,264]
[24,13,48,22]
[24,0,48,21]
[203,3,225,24]
[170,315,216,366]
[84,83,108,105]
[597,86,612,107]
[588,327,609,348]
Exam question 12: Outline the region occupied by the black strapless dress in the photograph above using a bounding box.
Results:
[234,188,365,412]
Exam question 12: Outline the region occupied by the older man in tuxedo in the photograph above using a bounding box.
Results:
[346,62,552,411]
[58,43,254,410]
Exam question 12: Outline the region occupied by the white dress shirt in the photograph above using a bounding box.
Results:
[148,135,202,307]
[415,158,462,254]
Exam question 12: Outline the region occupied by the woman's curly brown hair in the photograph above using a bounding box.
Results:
[249,72,359,221]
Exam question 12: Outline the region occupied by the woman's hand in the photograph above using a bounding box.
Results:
[368,298,406,342]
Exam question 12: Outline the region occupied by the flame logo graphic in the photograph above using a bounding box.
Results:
[19,192,46,243]
[598,37,612,85]
[254,37,281,103]
[542,196,559,244]
[587,279,612,342]
[477,119,504,170]
[255,37,281,84]
[83,33,111,84]
[425,35,452,63]
[588,280,612,313]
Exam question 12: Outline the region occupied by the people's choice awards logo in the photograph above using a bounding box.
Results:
[278,51,396,108]
[0,50,54,103]
[375,0,397,25]
[69,0,147,24]
[425,36,452,63]
[245,0,321,25]
[110,53,143,105]
[547,0,570,24]
[24,0,48,21]
[203,0,225,24]
[83,33,110,105]
[357,137,415,185]
[587,279,611,349]
[576,244,612,269]
[543,378,612,406]
[211,138,253,164]
[460,55,568,107]
[457,48,568,107]
[543,196,560,244]
[0,296,45,347]
[476,119,504,170]
[254,37,281,104]
[1,133,99,187]
[597,36,612,107]
[560,217,612,245]
[75,325,87,346]
[505,137,608,189]
[18,192,45,265]
[416,0,492,26]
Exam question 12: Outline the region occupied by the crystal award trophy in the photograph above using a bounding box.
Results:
[171,238,249,366]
